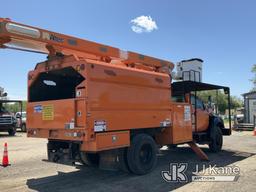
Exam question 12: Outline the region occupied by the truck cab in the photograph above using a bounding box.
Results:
[190,94,210,132]
[172,81,231,152]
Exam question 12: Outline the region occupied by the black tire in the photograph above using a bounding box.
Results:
[208,126,223,152]
[80,152,99,167]
[8,127,16,136]
[21,123,26,132]
[127,134,158,175]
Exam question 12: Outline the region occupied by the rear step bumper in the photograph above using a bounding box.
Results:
[27,128,86,141]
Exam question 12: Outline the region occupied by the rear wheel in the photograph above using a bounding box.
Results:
[127,134,158,175]
[208,126,223,152]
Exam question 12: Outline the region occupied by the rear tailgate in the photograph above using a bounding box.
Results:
[27,99,87,141]
[27,99,75,129]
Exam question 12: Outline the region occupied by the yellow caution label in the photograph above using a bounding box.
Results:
[42,105,54,120]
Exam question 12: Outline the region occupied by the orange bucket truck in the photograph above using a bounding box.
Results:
[0,18,231,174]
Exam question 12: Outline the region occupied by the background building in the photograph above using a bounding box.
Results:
[243,91,256,124]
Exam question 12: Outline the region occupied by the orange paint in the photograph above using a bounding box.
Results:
[0,18,210,153]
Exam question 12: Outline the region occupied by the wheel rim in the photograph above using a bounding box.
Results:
[139,144,152,164]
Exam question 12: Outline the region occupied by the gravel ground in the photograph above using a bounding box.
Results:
[0,131,255,192]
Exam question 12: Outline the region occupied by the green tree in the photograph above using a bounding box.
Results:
[3,101,27,113]
[230,96,243,109]
[197,90,242,114]
[250,64,256,91]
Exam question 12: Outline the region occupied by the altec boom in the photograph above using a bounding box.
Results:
[0,18,173,71]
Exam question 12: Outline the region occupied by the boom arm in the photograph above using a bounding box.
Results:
[0,18,174,71]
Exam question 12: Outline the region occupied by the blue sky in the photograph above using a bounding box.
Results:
[0,0,255,99]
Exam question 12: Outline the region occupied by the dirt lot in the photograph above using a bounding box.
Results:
[0,131,255,192]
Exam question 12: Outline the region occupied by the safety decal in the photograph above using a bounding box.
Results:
[42,105,54,120]
[94,120,107,132]
[34,105,42,113]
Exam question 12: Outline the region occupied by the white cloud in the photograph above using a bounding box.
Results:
[130,15,158,33]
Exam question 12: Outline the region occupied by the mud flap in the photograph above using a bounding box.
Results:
[99,149,119,171]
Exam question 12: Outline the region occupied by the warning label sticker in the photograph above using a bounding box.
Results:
[184,106,191,121]
[42,105,54,120]
[34,105,42,113]
[94,120,107,132]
